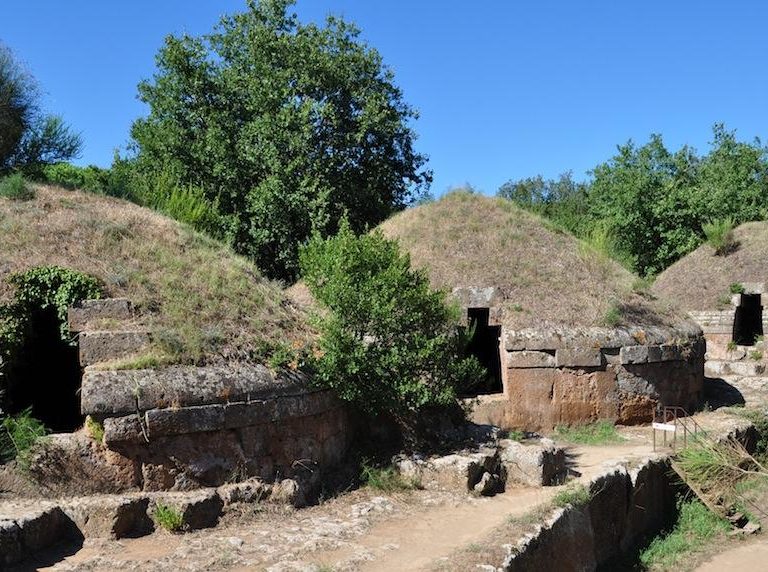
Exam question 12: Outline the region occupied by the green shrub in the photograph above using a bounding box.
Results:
[750,350,763,361]
[554,421,624,445]
[299,222,485,416]
[639,500,728,569]
[729,282,745,294]
[727,340,737,351]
[703,218,737,255]
[0,266,102,399]
[553,484,590,508]
[39,162,109,193]
[360,461,420,492]
[0,173,34,200]
[0,408,48,467]
[5,265,102,341]
[153,502,184,532]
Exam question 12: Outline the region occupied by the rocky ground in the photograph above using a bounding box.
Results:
[5,374,768,571]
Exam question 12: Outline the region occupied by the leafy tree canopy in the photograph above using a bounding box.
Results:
[129,0,431,282]
[0,44,81,174]
[498,125,768,276]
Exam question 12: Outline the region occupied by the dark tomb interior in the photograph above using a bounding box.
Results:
[5,307,83,432]
[733,294,763,346]
[463,307,503,395]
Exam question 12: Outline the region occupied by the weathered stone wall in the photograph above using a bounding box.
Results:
[34,299,354,493]
[73,367,351,492]
[502,458,677,571]
[472,326,705,431]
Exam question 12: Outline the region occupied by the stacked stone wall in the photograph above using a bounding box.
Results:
[473,326,705,431]
[49,299,354,493]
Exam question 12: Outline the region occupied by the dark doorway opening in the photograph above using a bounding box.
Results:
[733,294,764,346]
[463,307,503,395]
[5,307,83,432]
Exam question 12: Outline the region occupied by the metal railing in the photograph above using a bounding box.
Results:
[652,405,704,451]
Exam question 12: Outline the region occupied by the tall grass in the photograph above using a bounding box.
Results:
[639,500,728,570]
[0,408,48,467]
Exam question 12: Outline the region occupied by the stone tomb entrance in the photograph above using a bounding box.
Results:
[5,306,83,432]
[464,307,503,395]
[733,293,763,346]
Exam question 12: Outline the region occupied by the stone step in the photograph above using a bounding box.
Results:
[78,330,151,366]
[68,298,134,332]
[705,360,766,378]
[0,502,71,567]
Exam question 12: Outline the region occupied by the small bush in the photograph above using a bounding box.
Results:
[750,350,763,361]
[554,421,624,445]
[0,408,48,466]
[299,221,485,417]
[639,500,728,569]
[360,461,420,492]
[153,502,184,532]
[39,162,109,194]
[0,173,34,200]
[553,484,590,508]
[727,340,737,351]
[703,218,737,255]
[729,282,745,294]
[500,429,525,441]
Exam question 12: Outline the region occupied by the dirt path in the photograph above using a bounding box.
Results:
[694,538,768,571]
[311,487,552,571]
[304,436,660,571]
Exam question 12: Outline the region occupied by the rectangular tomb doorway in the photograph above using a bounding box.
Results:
[733,293,764,346]
[463,307,503,395]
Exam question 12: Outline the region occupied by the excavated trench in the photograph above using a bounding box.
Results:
[502,421,759,572]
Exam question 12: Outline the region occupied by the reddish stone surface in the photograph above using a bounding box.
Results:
[473,342,703,431]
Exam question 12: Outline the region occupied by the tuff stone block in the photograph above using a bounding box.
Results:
[68,298,133,332]
[506,350,556,368]
[78,331,150,366]
[555,348,603,368]
[620,345,649,364]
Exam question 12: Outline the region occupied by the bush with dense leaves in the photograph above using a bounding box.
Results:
[299,223,484,417]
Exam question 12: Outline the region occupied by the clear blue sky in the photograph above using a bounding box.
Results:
[3,1,767,196]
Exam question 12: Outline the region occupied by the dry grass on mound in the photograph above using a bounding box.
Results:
[0,185,313,366]
[377,192,681,329]
[652,221,768,312]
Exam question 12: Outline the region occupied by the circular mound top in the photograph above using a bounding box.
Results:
[377,191,686,331]
[0,185,312,366]
[652,221,768,312]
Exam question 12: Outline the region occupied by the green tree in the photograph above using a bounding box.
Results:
[299,223,483,417]
[129,0,430,282]
[0,44,81,173]
[497,171,590,235]
[699,124,768,223]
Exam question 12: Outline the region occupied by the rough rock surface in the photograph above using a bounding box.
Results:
[61,495,152,539]
[500,438,567,486]
[0,503,72,567]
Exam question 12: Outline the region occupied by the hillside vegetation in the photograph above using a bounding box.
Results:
[377,191,686,330]
[0,184,312,366]
[652,221,768,312]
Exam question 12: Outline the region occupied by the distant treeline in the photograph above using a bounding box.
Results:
[497,124,768,276]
